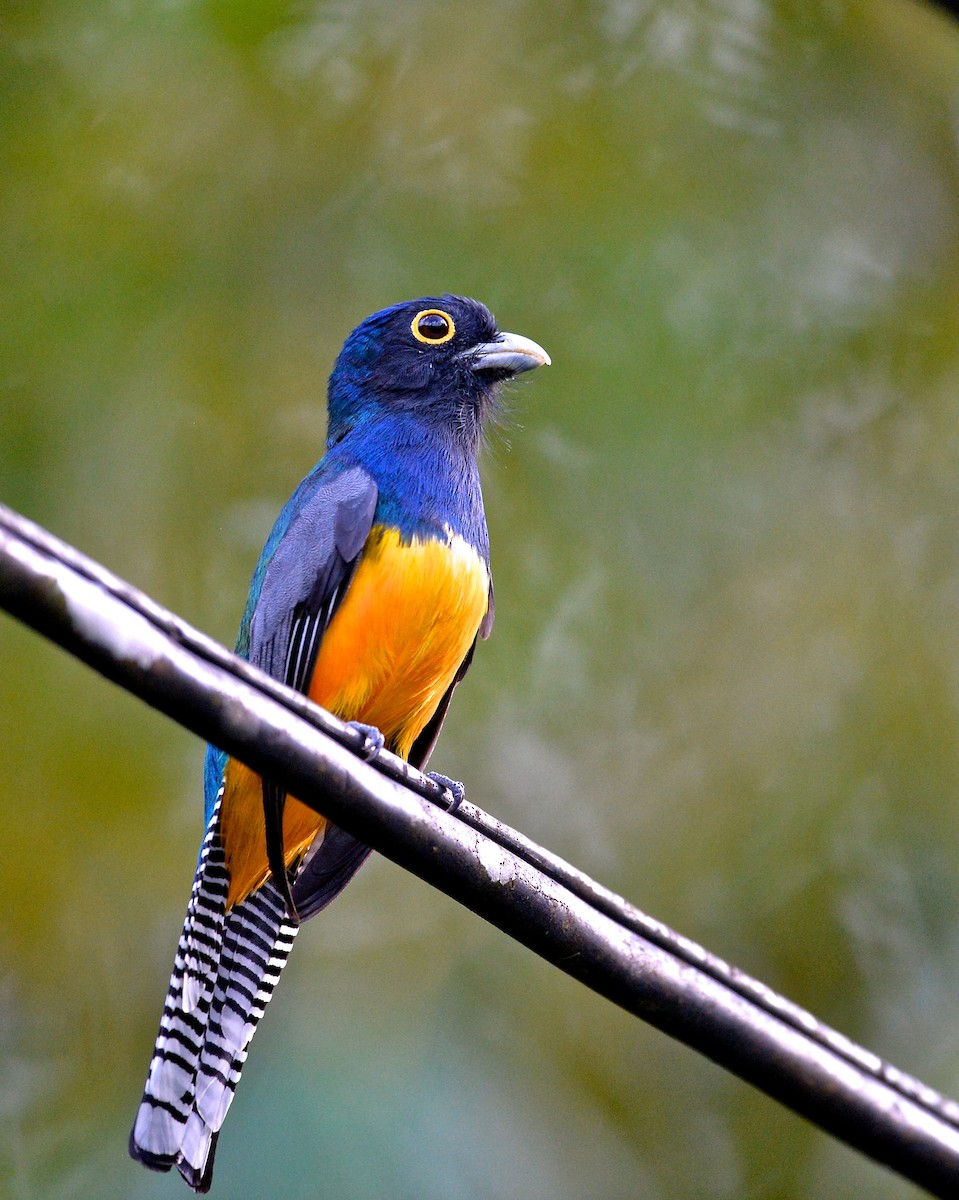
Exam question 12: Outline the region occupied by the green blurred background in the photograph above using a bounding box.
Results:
[3,1,959,1196]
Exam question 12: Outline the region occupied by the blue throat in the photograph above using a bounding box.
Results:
[339,411,489,556]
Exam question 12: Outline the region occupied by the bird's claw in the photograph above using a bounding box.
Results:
[347,721,385,761]
[427,772,466,812]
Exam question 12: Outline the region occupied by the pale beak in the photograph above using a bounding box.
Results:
[466,330,551,375]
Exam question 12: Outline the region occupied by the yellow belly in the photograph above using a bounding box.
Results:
[220,525,489,907]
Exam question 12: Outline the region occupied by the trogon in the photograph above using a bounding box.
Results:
[129,295,550,1191]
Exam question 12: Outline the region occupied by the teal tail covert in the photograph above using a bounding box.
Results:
[129,296,549,1191]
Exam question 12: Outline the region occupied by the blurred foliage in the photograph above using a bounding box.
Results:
[2,0,959,1197]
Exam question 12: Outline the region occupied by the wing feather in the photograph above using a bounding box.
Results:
[246,465,377,918]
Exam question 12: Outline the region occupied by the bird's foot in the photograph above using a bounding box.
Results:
[347,721,385,761]
[427,772,466,812]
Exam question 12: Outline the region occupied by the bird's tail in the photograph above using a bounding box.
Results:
[129,797,298,1192]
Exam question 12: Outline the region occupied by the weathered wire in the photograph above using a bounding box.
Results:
[2,500,959,1197]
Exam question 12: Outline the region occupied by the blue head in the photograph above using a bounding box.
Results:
[326,295,550,452]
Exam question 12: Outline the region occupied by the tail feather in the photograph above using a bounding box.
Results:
[183,794,228,1015]
[192,884,296,1132]
[130,798,298,1192]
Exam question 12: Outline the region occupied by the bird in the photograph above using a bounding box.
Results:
[128,295,550,1191]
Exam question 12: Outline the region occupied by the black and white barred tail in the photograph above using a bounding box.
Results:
[129,796,298,1193]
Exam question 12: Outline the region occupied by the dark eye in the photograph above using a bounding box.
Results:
[411,309,456,345]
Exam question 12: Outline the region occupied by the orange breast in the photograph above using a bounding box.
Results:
[220,524,490,908]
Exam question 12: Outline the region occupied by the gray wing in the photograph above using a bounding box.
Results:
[248,464,378,686]
[247,464,377,920]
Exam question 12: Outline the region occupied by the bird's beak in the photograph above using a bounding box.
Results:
[465,330,551,375]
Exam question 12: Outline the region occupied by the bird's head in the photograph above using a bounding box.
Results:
[326,294,550,448]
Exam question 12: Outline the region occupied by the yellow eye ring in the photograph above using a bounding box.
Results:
[411,309,456,345]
